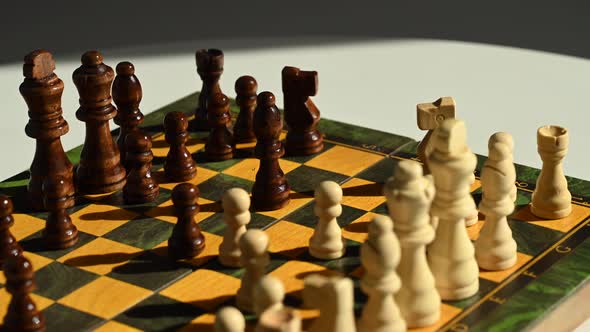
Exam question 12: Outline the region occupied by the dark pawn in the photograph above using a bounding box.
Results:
[205,93,234,161]
[42,177,78,249]
[73,50,127,194]
[0,196,23,266]
[113,61,145,171]
[252,92,291,211]
[2,255,45,332]
[123,132,159,204]
[282,66,324,156]
[168,183,205,259]
[164,112,197,181]
[20,50,75,210]
[193,49,225,131]
[233,75,257,143]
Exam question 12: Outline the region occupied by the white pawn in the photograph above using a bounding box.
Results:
[358,215,406,332]
[385,160,440,327]
[215,306,245,332]
[256,307,302,332]
[309,181,345,260]
[475,133,518,270]
[427,119,479,300]
[236,229,270,312]
[465,172,479,227]
[303,274,356,332]
[254,275,285,317]
[531,125,572,219]
[219,188,251,267]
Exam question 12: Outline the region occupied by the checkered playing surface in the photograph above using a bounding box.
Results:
[1,93,590,332]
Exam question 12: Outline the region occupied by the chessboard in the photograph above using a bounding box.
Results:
[1,91,590,332]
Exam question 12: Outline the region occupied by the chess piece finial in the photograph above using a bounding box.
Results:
[236,229,270,312]
[214,306,245,332]
[475,132,518,270]
[164,111,197,181]
[531,125,572,219]
[194,48,224,131]
[123,132,159,204]
[205,93,234,161]
[234,75,258,143]
[20,49,75,210]
[427,119,479,300]
[168,183,205,259]
[219,188,251,267]
[0,196,23,265]
[73,50,127,194]
[43,177,79,249]
[251,91,290,211]
[2,254,45,332]
[282,66,324,156]
[113,61,145,170]
[309,181,345,260]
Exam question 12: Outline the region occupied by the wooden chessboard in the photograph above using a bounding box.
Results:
[1,92,590,332]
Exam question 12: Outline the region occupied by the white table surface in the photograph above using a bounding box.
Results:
[1,39,589,330]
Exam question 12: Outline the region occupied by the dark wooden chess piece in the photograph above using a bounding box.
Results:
[164,112,197,181]
[123,132,160,204]
[282,66,324,156]
[2,254,46,332]
[233,75,257,143]
[193,48,225,131]
[113,61,145,171]
[42,177,78,249]
[168,183,205,259]
[205,93,234,161]
[73,50,127,194]
[0,196,23,266]
[252,92,291,211]
[19,50,75,210]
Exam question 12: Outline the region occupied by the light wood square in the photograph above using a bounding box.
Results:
[58,238,142,275]
[151,231,222,267]
[257,192,313,220]
[58,276,151,319]
[0,287,53,319]
[160,269,240,311]
[341,178,386,211]
[70,204,139,236]
[0,252,53,285]
[471,178,482,192]
[151,134,205,158]
[12,213,45,241]
[145,196,218,224]
[94,321,142,332]
[304,145,384,176]
[222,158,301,182]
[158,166,219,190]
[269,260,342,298]
[180,313,216,332]
[342,212,379,243]
[266,221,314,258]
[408,303,462,332]
[512,203,590,233]
[479,252,532,283]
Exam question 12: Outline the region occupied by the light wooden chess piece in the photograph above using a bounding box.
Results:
[309,181,345,260]
[427,119,479,300]
[465,171,479,227]
[219,188,251,267]
[236,229,270,312]
[475,132,518,270]
[254,275,285,317]
[416,96,456,174]
[385,160,441,327]
[215,306,245,332]
[357,215,406,332]
[256,307,302,332]
[531,125,572,219]
[303,275,356,332]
